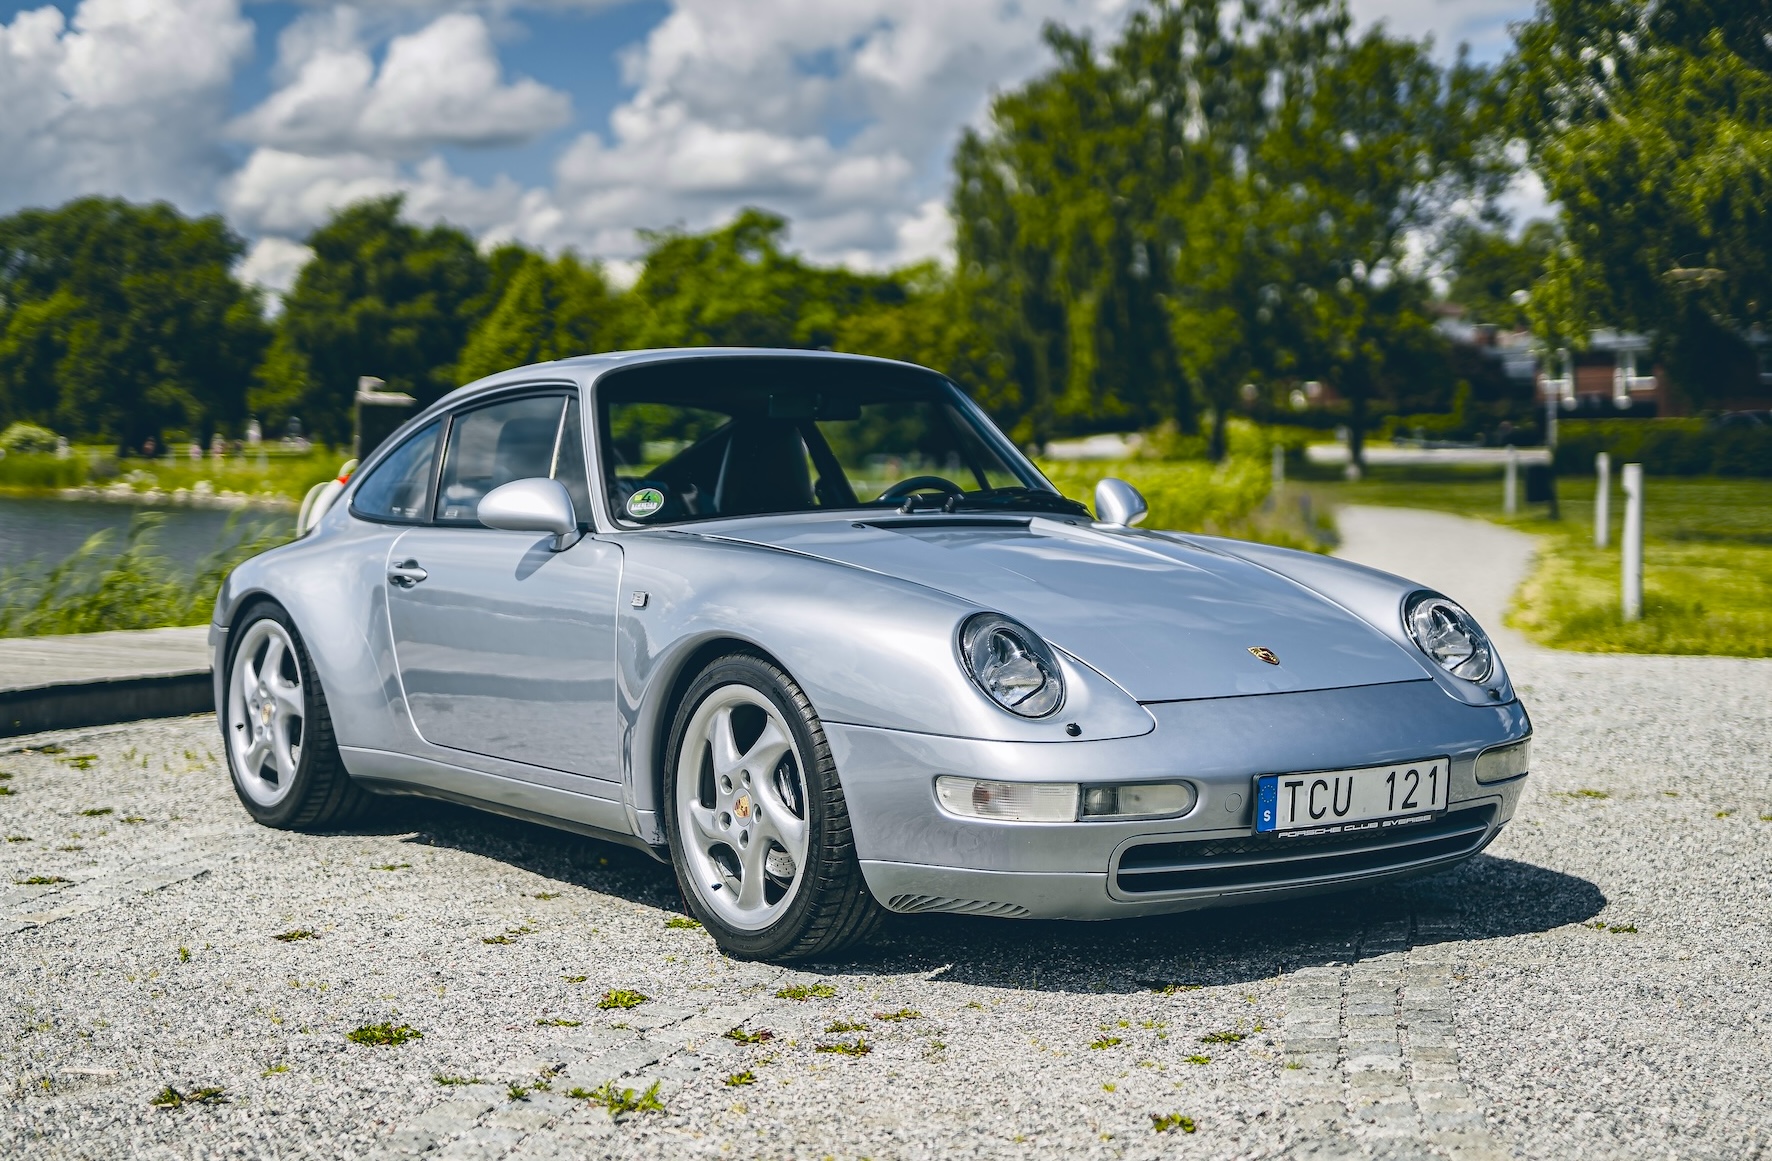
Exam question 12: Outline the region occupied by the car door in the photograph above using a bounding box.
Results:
[384,389,623,785]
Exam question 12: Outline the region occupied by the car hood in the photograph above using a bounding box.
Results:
[700,514,1428,702]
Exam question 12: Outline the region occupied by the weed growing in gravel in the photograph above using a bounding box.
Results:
[18,875,68,885]
[80,808,111,816]
[724,1027,774,1045]
[873,1008,921,1021]
[262,1064,289,1076]
[1090,1036,1122,1049]
[533,891,561,900]
[581,1080,665,1116]
[372,863,410,871]
[0,786,13,797]
[273,930,317,942]
[483,925,535,944]
[825,1020,870,1034]
[6,835,29,842]
[1586,921,1638,933]
[123,816,145,823]
[433,1075,483,1086]
[536,1018,582,1027]
[815,1038,871,1056]
[562,974,588,983]
[60,754,98,770]
[725,1070,757,1087]
[664,916,701,929]
[1570,788,1610,799]
[346,1023,422,1047]
[776,983,837,1001]
[1151,983,1201,994]
[1761,814,1772,822]
[1199,1030,1245,1044]
[1715,810,1736,818]
[150,1086,228,1108]
[598,988,649,1009]
[177,947,190,962]
[1185,1054,1211,1065]
[1150,1113,1196,1134]
[507,1083,531,1101]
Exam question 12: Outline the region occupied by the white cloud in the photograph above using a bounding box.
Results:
[231,9,571,158]
[0,0,252,212]
[1346,0,1534,62]
[236,236,315,308]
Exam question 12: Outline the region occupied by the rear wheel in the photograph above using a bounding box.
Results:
[222,602,367,829]
[663,653,882,960]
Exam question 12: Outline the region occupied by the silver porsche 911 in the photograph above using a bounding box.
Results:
[212,348,1531,960]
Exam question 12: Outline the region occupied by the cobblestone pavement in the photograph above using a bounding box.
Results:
[3,514,1769,1159]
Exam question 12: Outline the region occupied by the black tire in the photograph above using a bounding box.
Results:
[662,653,883,961]
[221,601,369,830]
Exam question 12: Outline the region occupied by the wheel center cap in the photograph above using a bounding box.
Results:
[733,793,752,820]
[260,703,274,725]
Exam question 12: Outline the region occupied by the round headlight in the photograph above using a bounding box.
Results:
[1405,592,1494,682]
[959,613,1065,718]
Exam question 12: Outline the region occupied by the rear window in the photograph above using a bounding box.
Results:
[350,421,440,523]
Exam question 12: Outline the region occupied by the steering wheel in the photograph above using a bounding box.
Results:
[878,475,965,501]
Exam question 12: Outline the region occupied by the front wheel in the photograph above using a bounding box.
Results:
[222,602,367,829]
[663,653,882,960]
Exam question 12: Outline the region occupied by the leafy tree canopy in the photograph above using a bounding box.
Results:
[0,197,268,448]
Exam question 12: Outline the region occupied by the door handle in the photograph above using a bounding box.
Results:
[388,560,428,588]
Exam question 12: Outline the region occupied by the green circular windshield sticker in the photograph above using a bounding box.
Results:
[626,487,666,519]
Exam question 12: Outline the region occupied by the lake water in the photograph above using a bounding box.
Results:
[0,497,290,575]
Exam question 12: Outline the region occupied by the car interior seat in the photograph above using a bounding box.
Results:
[713,419,814,516]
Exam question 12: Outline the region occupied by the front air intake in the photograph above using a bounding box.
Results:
[886,894,1031,918]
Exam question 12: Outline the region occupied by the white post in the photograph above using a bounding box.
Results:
[1594,452,1611,548]
[1271,442,1285,491]
[1504,446,1518,515]
[1622,462,1643,621]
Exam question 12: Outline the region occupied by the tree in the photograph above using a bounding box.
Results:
[1506,0,1772,406]
[253,197,491,444]
[1445,220,1558,330]
[457,251,624,382]
[0,197,268,448]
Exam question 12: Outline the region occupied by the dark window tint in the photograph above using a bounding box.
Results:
[435,395,565,524]
[351,421,440,523]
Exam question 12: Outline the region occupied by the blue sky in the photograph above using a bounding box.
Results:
[0,0,1539,292]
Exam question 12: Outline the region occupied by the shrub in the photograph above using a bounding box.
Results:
[1553,419,1772,477]
[0,422,62,454]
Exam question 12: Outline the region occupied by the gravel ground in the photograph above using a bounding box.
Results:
[2,509,1768,1160]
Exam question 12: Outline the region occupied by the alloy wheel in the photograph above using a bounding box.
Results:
[226,618,306,808]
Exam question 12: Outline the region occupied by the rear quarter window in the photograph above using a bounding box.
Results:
[350,421,441,523]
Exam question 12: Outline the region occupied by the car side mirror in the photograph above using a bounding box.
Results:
[1094,477,1148,528]
[478,478,582,551]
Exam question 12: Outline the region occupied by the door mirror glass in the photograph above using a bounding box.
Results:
[478,478,582,550]
[1094,477,1148,527]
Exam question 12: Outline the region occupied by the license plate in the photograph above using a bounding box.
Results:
[1255,758,1448,836]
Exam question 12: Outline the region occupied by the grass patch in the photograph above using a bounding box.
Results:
[18,875,69,885]
[1185,1054,1212,1065]
[272,929,317,942]
[775,983,837,1001]
[1150,983,1202,994]
[562,975,588,983]
[814,1038,871,1057]
[79,807,111,816]
[0,786,13,796]
[150,1085,228,1108]
[433,1075,483,1086]
[536,1018,582,1027]
[577,1080,665,1116]
[1089,1036,1122,1049]
[664,916,701,929]
[1150,1113,1197,1134]
[261,1064,290,1077]
[1312,470,1772,656]
[177,947,190,962]
[346,1023,422,1047]
[597,988,649,1010]
[532,891,561,900]
[724,1027,774,1045]
[873,1008,922,1022]
[1585,921,1638,934]
[824,1020,870,1034]
[724,1070,757,1087]
[507,1083,532,1102]
[61,755,98,770]
[1198,1030,1246,1044]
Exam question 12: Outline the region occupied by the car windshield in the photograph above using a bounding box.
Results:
[596,358,1085,524]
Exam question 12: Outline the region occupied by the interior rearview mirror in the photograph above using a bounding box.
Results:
[1093,477,1148,528]
[478,478,582,551]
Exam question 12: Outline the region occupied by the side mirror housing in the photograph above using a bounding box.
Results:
[478,478,582,550]
[1094,477,1148,528]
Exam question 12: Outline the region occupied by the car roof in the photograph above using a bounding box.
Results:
[444,347,935,406]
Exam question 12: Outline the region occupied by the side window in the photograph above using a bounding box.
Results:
[434,395,565,524]
[350,421,440,523]
[553,396,594,523]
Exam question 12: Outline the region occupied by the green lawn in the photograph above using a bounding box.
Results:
[1304,466,1772,657]
[0,446,347,505]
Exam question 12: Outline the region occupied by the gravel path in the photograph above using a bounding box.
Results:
[2,507,1768,1160]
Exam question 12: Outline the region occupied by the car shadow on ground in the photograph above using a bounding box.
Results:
[353,795,1605,993]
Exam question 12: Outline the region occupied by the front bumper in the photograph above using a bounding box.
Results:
[828,679,1530,921]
